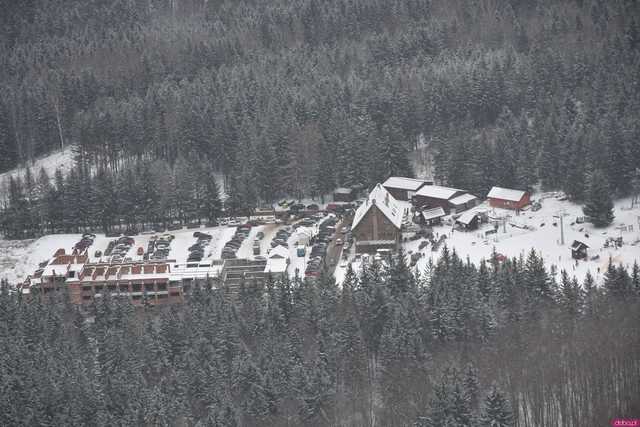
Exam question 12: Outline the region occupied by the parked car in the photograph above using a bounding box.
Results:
[137,247,144,256]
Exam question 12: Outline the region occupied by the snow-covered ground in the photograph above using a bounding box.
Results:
[334,194,640,285]
[0,220,315,285]
[7,194,635,288]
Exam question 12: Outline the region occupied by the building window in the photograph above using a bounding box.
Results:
[82,295,92,301]
[119,284,129,292]
[82,285,92,292]
[94,285,103,293]
[158,294,168,300]
[132,295,142,300]
[145,283,155,292]
[132,283,142,292]
[157,283,167,291]
[107,284,117,292]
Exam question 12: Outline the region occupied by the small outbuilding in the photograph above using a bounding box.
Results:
[333,187,355,202]
[265,245,290,279]
[455,210,481,231]
[571,240,589,260]
[449,193,479,213]
[487,187,530,210]
[418,206,446,226]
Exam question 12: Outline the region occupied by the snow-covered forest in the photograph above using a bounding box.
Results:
[1,0,640,425]
[1,1,640,213]
[1,251,639,426]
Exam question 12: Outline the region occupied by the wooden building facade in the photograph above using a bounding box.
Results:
[487,187,530,210]
[352,184,404,253]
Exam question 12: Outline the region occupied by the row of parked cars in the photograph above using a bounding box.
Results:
[221,224,252,259]
[103,236,135,263]
[270,227,291,248]
[74,233,96,253]
[188,232,212,262]
[145,234,175,261]
[305,216,338,277]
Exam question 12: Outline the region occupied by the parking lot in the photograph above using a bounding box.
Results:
[27,210,350,285]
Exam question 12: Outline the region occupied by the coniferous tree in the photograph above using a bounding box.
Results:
[582,168,615,227]
[479,386,513,427]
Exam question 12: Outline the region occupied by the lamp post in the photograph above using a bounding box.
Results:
[553,213,565,245]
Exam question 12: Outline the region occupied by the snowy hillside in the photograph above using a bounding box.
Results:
[0,147,75,197]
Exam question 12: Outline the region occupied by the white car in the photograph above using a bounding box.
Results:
[335,238,343,246]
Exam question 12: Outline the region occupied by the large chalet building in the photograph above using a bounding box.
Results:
[382,176,432,201]
[351,184,407,253]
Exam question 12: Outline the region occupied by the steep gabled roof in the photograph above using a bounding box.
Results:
[352,184,404,231]
[487,186,527,202]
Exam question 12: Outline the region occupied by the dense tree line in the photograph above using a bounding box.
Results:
[1,0,639,206]
[1,250,639,425]
[0,158,224,239]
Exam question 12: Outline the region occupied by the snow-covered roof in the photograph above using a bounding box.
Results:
[295,226,314,237]
[449,193,477,206]
[383,176,427,191]
[334,187,353,194]
[571,240,589,250]
[487,186,527,202]
[415,185,463,200]
[421,207,446,221]
[169,263,223,281]
[352,184,404,231]
[265,258,288,274]
[456,210,479,226]
[269,245,289,259]
[42,264,64,277]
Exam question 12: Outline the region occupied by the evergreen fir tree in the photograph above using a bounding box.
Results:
[479,386,513,427]
[632,262,640,296]
[582,168,615,227]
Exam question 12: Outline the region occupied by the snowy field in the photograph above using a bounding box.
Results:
[335,194,640,285]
